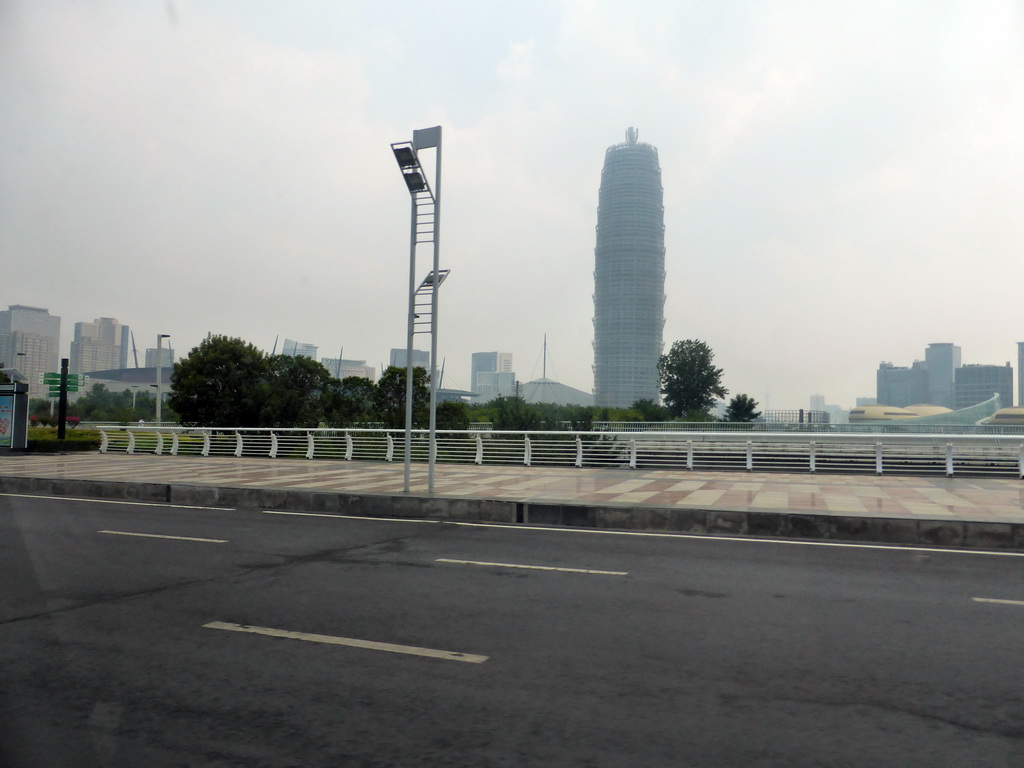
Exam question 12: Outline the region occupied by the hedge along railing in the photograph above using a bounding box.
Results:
[96,427,1024,479]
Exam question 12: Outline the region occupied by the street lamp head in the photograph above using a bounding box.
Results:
[158,333,170,339]
[392,145,419,169]
[401,171,427,193]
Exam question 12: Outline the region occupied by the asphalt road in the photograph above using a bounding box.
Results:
[1,492,1023,767]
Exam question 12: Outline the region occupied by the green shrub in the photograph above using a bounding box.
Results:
[26,427,102,453]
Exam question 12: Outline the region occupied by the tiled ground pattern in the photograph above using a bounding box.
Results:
[3,454,1024,523]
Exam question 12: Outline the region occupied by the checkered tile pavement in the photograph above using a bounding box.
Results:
[3,453,1023,524]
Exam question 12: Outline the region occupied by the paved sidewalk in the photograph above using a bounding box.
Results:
[4,452,1024,520]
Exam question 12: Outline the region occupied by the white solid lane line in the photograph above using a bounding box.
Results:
[1,492,232,511]
[203,621,488,663]
[447,521,1024,557]
[972,597,1024,606]
[437,558,627,576]
[98,530,229,543]
[262,510,440,524]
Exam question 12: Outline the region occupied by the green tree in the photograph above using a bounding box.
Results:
[658,339,728,420]
[325,376,378,426]
[373,366,429,428]
[489,395,540,431]
[436,400,471,430]
[630,398,670,422]
[168,336,270,426]
[260,354,333,427]
[723,393,761,423]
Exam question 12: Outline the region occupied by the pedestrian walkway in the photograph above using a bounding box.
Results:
[3,452,1023,525]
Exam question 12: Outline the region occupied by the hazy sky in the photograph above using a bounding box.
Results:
[3,0,1023,410]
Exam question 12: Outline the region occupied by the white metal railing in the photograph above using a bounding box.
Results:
[95,426,1024,479]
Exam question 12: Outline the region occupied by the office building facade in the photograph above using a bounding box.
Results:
[471,351,515,401]
[0,305,61,397]
[876,361,929,407]
[282,339,318,359]
[144,347,175,368]
[925,343,961,409]
[321,358,376,381]
[1017,342,1024,408]
[592,127,666,408]
[70,317,130,374]
[954,363,1013,409]
[389,348,430,369]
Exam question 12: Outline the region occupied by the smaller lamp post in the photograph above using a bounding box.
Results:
[155,334,170,424]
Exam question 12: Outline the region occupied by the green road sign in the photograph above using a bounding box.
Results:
[47,386,79,394]
[42,373,86,385]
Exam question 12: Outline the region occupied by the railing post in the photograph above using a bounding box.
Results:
[386,433,394,462]
[270,432,278,458]
[945,443,954,477]
[99,429,108,453]
[875,442,883,475]
[171,432,179,455]
[524,435,532,466]
[475,433,483,465]
[345,431,354,461]
[155,432,164,455]
[234,431,243,458]
[745,440,753,471]
[629,439,636,469]
[809,441,816,473]
[127,431,135,455]
[306,432,315,460]
[575,436,583,468]
[686,440,694,470]
[201,431,211,457]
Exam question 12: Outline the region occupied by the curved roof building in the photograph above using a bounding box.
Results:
[593,127,666,408]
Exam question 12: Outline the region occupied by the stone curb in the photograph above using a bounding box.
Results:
[2,475,1022,551]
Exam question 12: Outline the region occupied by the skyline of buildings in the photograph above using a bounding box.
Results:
[592,127,666,408]
[6,303,1024,414]
[876,342,1015,410]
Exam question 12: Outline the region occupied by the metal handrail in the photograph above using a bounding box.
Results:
[95,426,1024,479]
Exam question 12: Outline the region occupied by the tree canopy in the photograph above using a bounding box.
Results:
[658,339,728,419]
[373,365,430,429]
[723,393,761,423]
[169,336,271,427]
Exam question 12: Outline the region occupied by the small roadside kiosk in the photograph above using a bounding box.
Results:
[0,381,29,452]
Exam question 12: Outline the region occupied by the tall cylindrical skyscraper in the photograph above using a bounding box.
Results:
[592,127,666,408]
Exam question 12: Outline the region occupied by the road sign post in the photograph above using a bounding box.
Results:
[57,358,69,440]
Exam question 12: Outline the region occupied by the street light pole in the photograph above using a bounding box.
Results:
[392,126,444,494]
[155,334,170,424]
[418,127,443,494]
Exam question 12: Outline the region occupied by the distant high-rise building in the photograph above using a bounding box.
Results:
[321,358,376,381]
[1017,343,1024,408]
[954,363,1013,409]
[390,348,430,369]
[925,343,961,409]
[70,317,129,374]
[471,351,515,400]
[282,338,318,359]
[145,347,175,368]
[0,304,61,398]
[593,127,665,408]
[809,394,826,412]
[877,360,929,407]
[474,371,516,402]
